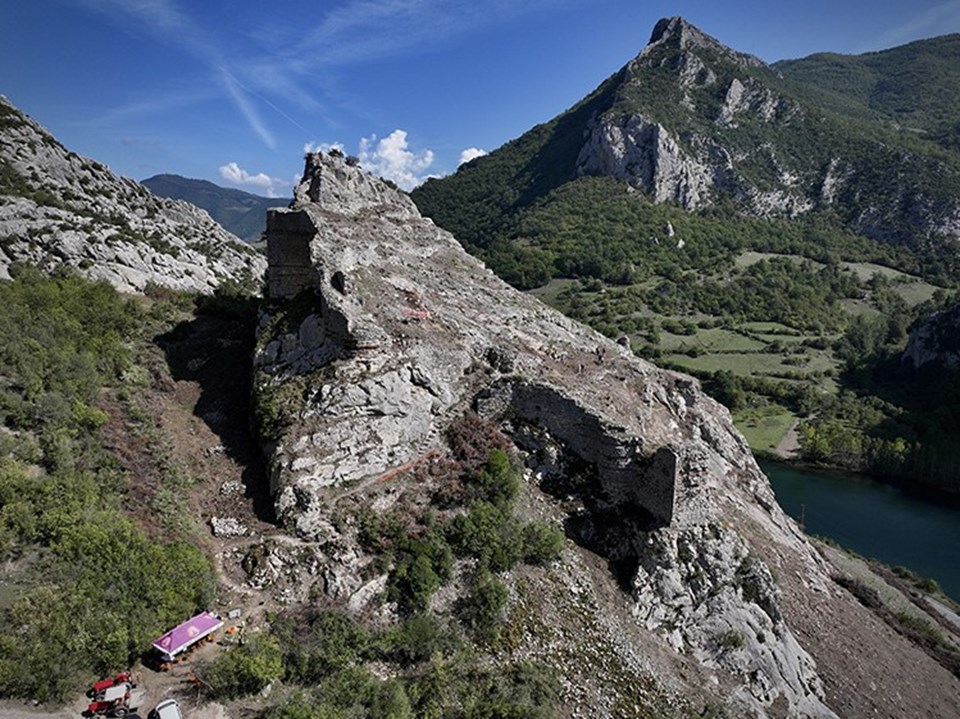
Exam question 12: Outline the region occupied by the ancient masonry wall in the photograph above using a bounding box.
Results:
[477,379,677,525]
[266,208,318,299]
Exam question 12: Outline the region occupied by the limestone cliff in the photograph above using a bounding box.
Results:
[241,152,960,717]
[0,96,265,293]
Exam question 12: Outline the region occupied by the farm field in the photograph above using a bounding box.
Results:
[528,256,954,456]
[663,350,835,380]
[734,405,798,455]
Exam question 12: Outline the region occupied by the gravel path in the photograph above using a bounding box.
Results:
[772,419,800,459]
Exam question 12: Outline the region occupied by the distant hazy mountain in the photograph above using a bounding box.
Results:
[142,174,288,242]
[0,95,265,293]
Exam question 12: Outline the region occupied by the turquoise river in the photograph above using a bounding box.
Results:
[761,461,960,602]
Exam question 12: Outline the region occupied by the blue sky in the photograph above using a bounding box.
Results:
[3,0,960,196]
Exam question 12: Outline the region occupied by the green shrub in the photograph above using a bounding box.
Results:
[717,630,745,651]
[275,609,371,683]
[456,661,560,719]
[447,501,523,572]
[387,528,454,616]
[457,571,509,644]
[469,448,522,507]
[389,553,443,616]
[520,522,565,565]
[376,614,463,666]
[311,667,413,719]
[202,632,283,699]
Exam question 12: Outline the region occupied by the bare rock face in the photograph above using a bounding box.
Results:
[903,304,960,369]
[0,95,265,293]
[574,19,807,216]
[576,113,728,209]
[254,151,846,717]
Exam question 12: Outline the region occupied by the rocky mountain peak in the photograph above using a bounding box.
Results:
[648,16,714,52]
[642,16,766,70]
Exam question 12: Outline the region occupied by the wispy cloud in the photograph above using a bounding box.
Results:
[220,69,275,149]
[867,0,960,51]
[73,0,287,148]
[219,162,288,197]
[289,0,576,67]
[77,85,215,126]
[70,0,584,152]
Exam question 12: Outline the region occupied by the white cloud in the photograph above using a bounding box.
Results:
[304,141,344,155]
[458,147,487,166]
[219,162,287,197]
[357,130,435,191]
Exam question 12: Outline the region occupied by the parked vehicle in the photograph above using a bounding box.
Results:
[86,682,145,718]
[86,672,134,699]
[149,699,182,719]
[151,611,223,668]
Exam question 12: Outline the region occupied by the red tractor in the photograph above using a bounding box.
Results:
[86,672,134,699]
[85,680,144,718]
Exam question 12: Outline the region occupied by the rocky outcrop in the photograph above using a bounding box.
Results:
[0,96,265,293]
[642,16,766,72]
[576,113,731,209]
[903,304,960,369]
[254,151,847,717]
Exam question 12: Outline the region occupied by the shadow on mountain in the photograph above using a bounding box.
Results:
[155,296,275,523]
[534,449,665,594]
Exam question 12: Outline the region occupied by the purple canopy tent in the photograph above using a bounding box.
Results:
[152,611,224,661]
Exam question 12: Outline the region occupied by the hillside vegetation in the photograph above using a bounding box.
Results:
[0,268,215,701]
[142,174,286,243]
[0,266,573,716]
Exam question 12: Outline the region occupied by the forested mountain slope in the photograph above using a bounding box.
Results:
[412,17,960,288]
[774,33,960,151]
[410,17,960,495]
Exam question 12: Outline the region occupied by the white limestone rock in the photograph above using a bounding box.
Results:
[0,95,265,294]
[253,150,840,718]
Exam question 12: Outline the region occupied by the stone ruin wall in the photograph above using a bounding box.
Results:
[477,379,677,525]
[261,178,677,526]
[266,208,318,299]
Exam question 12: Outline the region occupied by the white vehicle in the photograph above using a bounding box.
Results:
[150,699,182,719]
